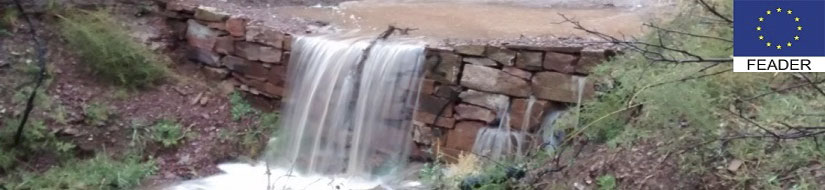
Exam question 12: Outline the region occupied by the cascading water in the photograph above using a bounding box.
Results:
[171,34,426,190]
[471,99,531,161]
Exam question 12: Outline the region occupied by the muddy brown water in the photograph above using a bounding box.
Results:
[272,1,661,41]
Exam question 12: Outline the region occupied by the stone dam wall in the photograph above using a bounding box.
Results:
[162,2,615,160]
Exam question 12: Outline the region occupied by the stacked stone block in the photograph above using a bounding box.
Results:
[412,45,614,159]
[166,3,290,98]
[163,1,615,160]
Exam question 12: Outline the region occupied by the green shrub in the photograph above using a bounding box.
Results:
[1,154,156,190]
[597,175,616,190]
[229,91,255,121]
[58,10,166,88]
[149,119,186,148]
[1,119,75,171]
[84,102,111,126]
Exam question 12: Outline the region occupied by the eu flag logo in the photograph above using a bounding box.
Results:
[734,0,825,56]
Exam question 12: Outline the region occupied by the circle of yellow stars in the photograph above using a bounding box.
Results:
[757,7,802,50]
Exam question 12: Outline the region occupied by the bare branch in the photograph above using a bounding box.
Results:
[556,13,733,64]
[696,0,733,24]
[643,23,732,43]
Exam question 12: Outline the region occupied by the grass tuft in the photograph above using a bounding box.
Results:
[1,154,156,190]
[149,119,187,148]
[58,10,166,88]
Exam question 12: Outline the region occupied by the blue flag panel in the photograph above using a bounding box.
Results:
[734,0,825,56]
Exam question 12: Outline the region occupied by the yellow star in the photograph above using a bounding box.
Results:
[798,26,803,31]
[795,17,800,22]
[767,42,772,47]
[759,35,764,40]
[776,8,782,13]
[787,10,792,14]
[787,42,792,47]
[759,17,764,22]
[767,10,772,15]
[776,45,782,50]
[757,26,762,31]
[794,36,800,40]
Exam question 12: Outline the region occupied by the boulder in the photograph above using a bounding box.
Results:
[515,51,544,71]
[463,57,498,67]
[485,47,516,66]
[185,20,218,50]
[543,52,579,73]
[531,72,595,103]
[454,104,496,123]
[460,64,530,97]
[458,90,509,111]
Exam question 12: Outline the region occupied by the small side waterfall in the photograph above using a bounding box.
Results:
[471,98,531,160]
[172,34,426,190]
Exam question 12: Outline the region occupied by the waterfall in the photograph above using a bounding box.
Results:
[471,98,531,161]
[171,34,426,190]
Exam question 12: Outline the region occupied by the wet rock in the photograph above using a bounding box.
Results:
[225,17,247,37]
[502,66,532,80]
[420,79,436,94]
[414,111,455,128]
[454,45,486,56]
[462,57,498,67]
[434,85,461,99]
[194,6,229,22]
[543,52,579,73]
[426,51,461,84]
[266,65,287,86]
[460,64,530,97]
[417,95,450,115]
[531,72,594,103]
[485,47,516,66]
[185,20,218,50]
[508,98,552,132]
[454,104,495,123]
[515,51,544,71]
[445,121,486,152]
[458,89,509,110]
[412,122,435,144]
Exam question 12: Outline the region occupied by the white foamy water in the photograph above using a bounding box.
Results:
[171,34,426,190]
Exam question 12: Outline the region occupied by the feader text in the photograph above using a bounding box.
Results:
[747,59,812,71]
